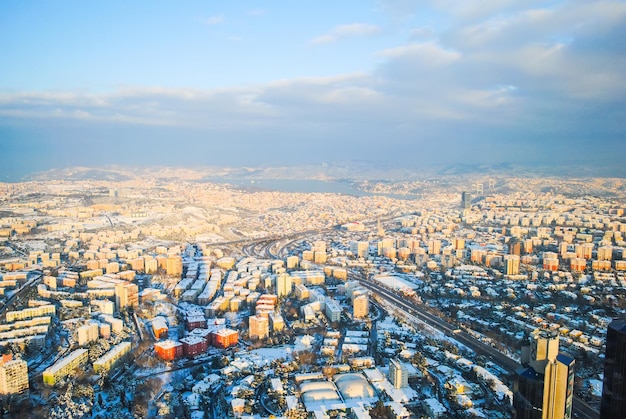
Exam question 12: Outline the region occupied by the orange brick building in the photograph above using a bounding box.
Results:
[154,340,183,361]
[212,328,239,349]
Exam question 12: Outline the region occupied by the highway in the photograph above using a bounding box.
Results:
[238,213,403,259]
[354,273,600,419]
[238,225,600,419]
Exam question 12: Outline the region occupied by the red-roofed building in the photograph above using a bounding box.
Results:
[154,340,183,361]
[180,336,208,358]
[186,315,207,331]
[151,317,168,340]
[212,328,239,349]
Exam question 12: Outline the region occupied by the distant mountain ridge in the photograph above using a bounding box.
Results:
[21,160,626,183]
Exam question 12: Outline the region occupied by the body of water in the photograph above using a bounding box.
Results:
[205,178,416,200]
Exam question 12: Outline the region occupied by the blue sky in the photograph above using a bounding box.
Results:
[1,1,625,178]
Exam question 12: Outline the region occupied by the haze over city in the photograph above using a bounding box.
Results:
[1,0,626,180]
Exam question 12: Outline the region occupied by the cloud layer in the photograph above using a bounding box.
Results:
[1,1,625,177]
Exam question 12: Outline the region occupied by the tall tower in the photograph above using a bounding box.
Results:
[505,255,521,276]
[601,319,626,418]
[377,218,385,237]
[514,330,575,419]
[461,191,472,210]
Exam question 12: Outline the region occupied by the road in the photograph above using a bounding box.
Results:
[0,270,43,317]
[240,225,600,419]
[240,213,403,259]
[355,273,600,419]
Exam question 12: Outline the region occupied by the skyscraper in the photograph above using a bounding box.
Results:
[462,191,472,209]
[514,330,575,419]
[505,254,521,276]
[601,319,626,418]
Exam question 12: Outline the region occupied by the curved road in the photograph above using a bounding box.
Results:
[234,222,600,418]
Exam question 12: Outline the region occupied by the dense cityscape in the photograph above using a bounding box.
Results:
[2,0,626,417]
[0,168,624,418]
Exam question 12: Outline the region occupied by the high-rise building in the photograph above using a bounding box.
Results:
[115,282,139,310]
[0,355,28,395]
[269,312,285,332]
[353,293,369,318]
[513,330,575,419]
[249,314,269,340]
[462,191,472,209]
[77,321,100,346]
[428,240,441,256]
[509,240,522,256]
[166,255,183,276]
[601,319,626,418]
[453,238,466,250]
[389,358,409,389]
[377,239,395,256]
[312,240,326,253]
[597,246,613,261]
[286,256,299,269]
[505,255,521,276]
[275,273,292,297]
[348,241,368,258]
[377,218,385,237]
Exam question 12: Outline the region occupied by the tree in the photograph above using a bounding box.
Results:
[369,400,394,419]
[286,408,308,419]
[411,352,426,369]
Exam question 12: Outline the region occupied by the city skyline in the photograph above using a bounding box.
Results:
[1,1,626,179]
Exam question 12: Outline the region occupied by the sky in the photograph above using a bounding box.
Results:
[1,0,625,179]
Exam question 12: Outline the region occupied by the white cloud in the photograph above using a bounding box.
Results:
[378,42,461,66]
[1,1,625,165]
[203,15,224,25]
[310,23,381,44]
[430,0,549,21]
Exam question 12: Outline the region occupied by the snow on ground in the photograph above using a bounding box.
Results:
[20,240,48,251]
[587,379,603,397]
[192,374,221,393]
[294,335,315,352]
[241,346,294,364]
[373,274,419,290]
[473,365,512,403]
[466,407,488,417]
[195,233,225,242]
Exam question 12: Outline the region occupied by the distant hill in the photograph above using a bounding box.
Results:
[21,159,626,183]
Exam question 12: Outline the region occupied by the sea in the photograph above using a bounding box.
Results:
[205,178,415,200]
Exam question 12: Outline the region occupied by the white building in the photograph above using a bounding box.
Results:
[389,358,408,389]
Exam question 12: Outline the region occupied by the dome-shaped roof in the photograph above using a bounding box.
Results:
[301,389,342,403]
[334,373,375,399]
[299,381,336,394]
